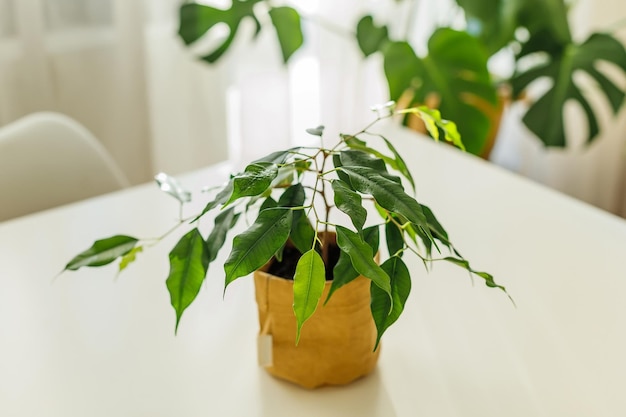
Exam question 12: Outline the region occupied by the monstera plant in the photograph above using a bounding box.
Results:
[177,0,626,154]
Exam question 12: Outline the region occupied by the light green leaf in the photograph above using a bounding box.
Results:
[335,226,390,297]
[268,6,303,63]
[224,208,293,287]
[166,229,210,332]
[370,256,411,350]
[332,180,366,233]
[293,249,326,344]
[326,225,379,304]
[118,246,143,273]
[225,163,278,206]
[206,207,240,263]
[65,235,139,270]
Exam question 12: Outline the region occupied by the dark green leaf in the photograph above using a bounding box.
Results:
[420,204,451,249]
[192,181,233,223]
[252,147,299,165]
[166,229,210,332]
[290,213,316,254]
[259,196,277,211]
[443,257,508,294]
[356,15,389,57]
[381,136,416,191]
[339,165,430,234]
[293,249,326,343]
[385,221,404,257]
[225,163,278,206]
[268,6,303,63]
[65,235,138,270]
[206,207,240,263]
[224,208,293,287]
[327,225,379,304]
[178,1,262,63]
[278,184,305,207]
[332,180,366,232]
[339,149,401,184]
[370,256,411,350]
[335,226,390,296]
[511,33,626,146]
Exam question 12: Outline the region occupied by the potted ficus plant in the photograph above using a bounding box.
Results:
[62,104,509,389]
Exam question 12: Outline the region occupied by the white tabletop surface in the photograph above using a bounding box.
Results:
[2,125,626,416]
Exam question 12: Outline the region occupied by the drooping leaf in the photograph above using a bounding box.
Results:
[166,229,210,332]
[252,147,299,165]
[332,180,366,233]
[155,172,191,203]
[327,226,380,304]
[225,163,278,206]
[278,183,305,208]
[118,246,143,273]
[443,257,510,296]
[335,226,390,297]
[268,6,304,63]
[399,107,465,150]
[338,165,429,234]
[385,221,404,257]
[511,32,626,147]
[206,207,240,263]
[178,1,262,64]
[370,256,411,350]
[224,208,293,287]
[356,15,389,57]
[65,235,139,270]
[339,149,402,184]
[290,213,316,254]
[381,136,416,191]
[293,249,326,343]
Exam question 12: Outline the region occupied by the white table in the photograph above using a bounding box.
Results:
[2,126,626,416]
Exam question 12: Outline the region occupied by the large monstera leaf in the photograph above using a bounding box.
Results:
[178,1,302,64]
[383,28,497,155]
[511,33,626,147]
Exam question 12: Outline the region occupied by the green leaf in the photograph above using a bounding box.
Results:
[327,226,380,304]
[381,136,416,191]
[339,149,401,183]
[206,207,240,263]
[278,183,305,208]
[225,163,278,206]
[65,235,139,270]
[268,6,303,63]
[511,33,626,146]
[305,125,324,136]
[293,249,326,344]
[332,180,366,233]
[338,166,429,233]
[385,221,404,257]
[290,213,316,254]
[252,147,299,165]
[260,196,277,211]
[224,208,293,287]
[118,246,143,273]
[356,15,389,57]
[370,256,411,350]
[383,30,496,155]
[178,1,262,64]
[335,226,390,296]
[192,181,233,223]
[443,257,509,295]
[154,172,191,203]
[166,229,210,332]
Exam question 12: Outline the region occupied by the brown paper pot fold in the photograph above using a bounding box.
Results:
[254,265,380,389]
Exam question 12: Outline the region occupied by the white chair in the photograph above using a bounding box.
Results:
[0,112,130,222]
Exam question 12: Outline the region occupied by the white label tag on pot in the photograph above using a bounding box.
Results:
[257,334,273,367]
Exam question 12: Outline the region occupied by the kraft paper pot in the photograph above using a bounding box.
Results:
[253,264,380,389]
